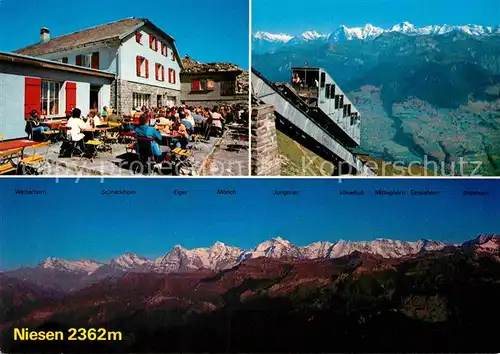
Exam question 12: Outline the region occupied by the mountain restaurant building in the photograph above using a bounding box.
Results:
[13,18,184,115]
[180,56,248,108]
[0,51,115,140]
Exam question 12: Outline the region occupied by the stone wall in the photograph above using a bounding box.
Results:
[115,79,181,114]
[181,95,248,109]
[109,79,118,111]
[251,104,281,176]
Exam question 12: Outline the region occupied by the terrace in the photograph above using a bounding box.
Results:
[0,108,249,176]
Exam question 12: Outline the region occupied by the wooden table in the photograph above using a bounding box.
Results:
[0,140,39,152]
[42,120,67,129]
[81,127,112,132]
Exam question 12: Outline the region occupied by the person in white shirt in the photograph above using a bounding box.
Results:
[210,105,225,136]
[183,109,195,128]
[67,108,91,144]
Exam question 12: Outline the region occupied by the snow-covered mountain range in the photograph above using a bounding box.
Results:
[252,22,500,53]
[26,234,499,276]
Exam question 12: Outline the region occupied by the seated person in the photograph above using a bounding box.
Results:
[101,106,109,119]
[93,114,103,127]
[134,114,169,163]
[184,109,195,128]
[156,116,170,125]
[67,108,91,149]
[210,106,225,136]
[292,73,302,85]
[25,109,50,140]
[171,113,190,149]
[107,110,120,123]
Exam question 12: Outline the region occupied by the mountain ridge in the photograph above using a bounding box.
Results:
[4,235,498,280]
[253,22,500,50]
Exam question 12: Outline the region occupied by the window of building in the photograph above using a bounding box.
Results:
[133,93,151,109]
[149,35,158,51]
[166,95,176,107]
[343,103,351,117]
[157,95,162,107]
[325,84,331,99]
[320,72,326,88]
[136,56,149,78]
[75,53,98,68]
[330,84,335,99]
[339,95,344,108]
[168,69,176,84]
[171,50,175,61]
[221,81,236,96]
[136,32,143,44]
[335,95,340,109]
[40,80,61,116]
[191,80,202,91]
[207,79,215,91]
[161,43,168,56]
[155,63,165,81]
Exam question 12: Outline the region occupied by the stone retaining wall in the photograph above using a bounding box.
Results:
[112,79,181,114]
[181,96,248,109]
[251,104,281,176]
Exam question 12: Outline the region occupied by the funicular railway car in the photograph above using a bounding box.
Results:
[291,67,361,147]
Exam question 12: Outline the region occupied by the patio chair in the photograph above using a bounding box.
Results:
[192,134,203,150]
[135,136,157,175]
[0,148,22,175]
[58,126,83,158]
[19,142,50,175]
[171,147,194,175]
[42,129,59,143]
[118,130,136,144]
[83,140,103,162]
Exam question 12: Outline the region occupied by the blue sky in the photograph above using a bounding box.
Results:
[0,178,498,270]
[0,0,249,69]
[252,0,500,34]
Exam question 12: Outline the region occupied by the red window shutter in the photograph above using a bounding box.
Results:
[155,39,158,51]
[155,64,159,80]
[62,57,68,64]
[173,70,176,84]
[65,82,77,112]
[145,59,149,78]
[136,56,142,76]
[192,80,201,91]
[149,35,154,49]
[75,55,82,66]
[136,32,142,43]
[24,77,41,119]
[91,52,99,69]
[171,50,175,61]
[168,68,172,83]
[161,66,165,81]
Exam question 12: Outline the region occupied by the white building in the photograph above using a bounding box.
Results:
[14,18,184,115]
[0,51,114,140]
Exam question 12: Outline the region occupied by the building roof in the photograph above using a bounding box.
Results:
[0,51,116,79]
[15,18,144,56]
[181,56,242,75]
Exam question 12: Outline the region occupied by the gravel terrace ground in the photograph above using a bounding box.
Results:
[200,128,249,176]
[42,135,220,176]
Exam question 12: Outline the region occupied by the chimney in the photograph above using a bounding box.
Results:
[40,27,50,43]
